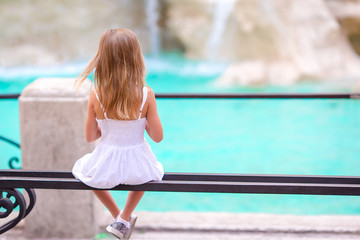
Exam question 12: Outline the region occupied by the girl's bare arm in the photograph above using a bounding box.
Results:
[145,88,163,143]
[85,91,101,143]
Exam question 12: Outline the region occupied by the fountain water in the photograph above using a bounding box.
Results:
[207,0,236,60]
[146,0,161,56]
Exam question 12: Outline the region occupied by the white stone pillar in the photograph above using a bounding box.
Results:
[19,78,102,238]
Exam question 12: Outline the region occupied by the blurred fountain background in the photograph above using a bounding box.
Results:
[0,0,360,88]
[146,0,161,56]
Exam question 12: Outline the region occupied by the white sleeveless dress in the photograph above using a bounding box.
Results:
[72,87,164,189]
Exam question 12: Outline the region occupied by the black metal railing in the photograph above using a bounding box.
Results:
[1,92,360,99]
[0,169,360,234]
[156,92,360,99]
[0,94,20,99]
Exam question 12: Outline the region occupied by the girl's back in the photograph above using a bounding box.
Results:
[94,87,148,147]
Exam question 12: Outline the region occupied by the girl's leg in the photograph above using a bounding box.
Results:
[93,190,120,219]
[120,191,145,221]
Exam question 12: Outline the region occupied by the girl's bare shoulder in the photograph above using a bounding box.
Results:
[89,89,96,96]
[89,89,101,110]
[146,86,153,92]
[146,86,155,100]
[88,89,97,103]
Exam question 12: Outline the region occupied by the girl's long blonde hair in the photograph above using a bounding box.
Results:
[76,28,146,120]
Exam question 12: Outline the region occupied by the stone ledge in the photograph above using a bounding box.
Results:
[3,211,360,239]
[19,78,91,99]
[100,211,360,234]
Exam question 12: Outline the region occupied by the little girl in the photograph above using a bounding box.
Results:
[72,28,164,240]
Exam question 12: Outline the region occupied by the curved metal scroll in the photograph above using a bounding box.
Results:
[23,189,36,218]
[0,135,21,169]
[8,157,21,170]
[0,188,36,235]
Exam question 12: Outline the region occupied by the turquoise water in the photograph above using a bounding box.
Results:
[1,53,360,215]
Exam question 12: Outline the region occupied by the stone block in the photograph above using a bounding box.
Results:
[19,78,102,238]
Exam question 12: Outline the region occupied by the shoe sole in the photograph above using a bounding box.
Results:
[124,215,137,240]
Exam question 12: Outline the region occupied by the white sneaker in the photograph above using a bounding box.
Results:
[124,215,137,240]
[106,221,127,239]
[106,215,137,240]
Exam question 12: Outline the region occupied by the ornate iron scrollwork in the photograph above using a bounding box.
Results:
[0,188,36,234]
[0,135,21,169]
[8,157,21,170]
